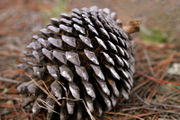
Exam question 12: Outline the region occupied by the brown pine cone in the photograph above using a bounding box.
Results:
[17,6,136,120]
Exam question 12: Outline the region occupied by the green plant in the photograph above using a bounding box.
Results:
[140,26,167,43]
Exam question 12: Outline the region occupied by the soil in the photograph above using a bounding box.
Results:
[0,0,180,119]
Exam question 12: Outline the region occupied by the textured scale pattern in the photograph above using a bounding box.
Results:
[17,6,135,120]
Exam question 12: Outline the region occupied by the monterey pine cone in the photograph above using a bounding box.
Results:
[17,6,136,120]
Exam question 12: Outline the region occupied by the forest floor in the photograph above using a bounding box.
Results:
[0,0,180,119]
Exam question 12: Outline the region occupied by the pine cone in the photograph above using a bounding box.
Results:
[17,6,136,120]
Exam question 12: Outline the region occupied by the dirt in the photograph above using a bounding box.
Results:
[1,0,179,75]
[0,0,180,119]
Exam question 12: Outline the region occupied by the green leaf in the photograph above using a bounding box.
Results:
[2,88,8,93]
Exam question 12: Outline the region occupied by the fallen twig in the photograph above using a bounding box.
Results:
[0,77,20,83]
[105,111,144,120]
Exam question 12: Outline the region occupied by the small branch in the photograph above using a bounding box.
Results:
[105,111,144,120]
[135,92,150,105]
[123,20,141,34]
[144,50,155,75]
[0,77,20,84]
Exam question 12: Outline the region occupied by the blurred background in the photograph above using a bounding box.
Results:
[0,0,180,119]
[0,0,180,72]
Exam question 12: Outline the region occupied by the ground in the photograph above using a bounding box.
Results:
[0,0,180,120]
